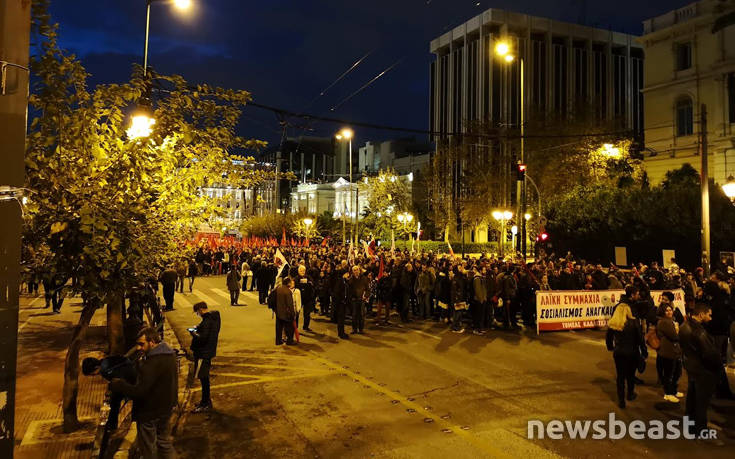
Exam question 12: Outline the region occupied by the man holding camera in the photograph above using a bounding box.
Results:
[189,301,221,412]
[110,328,178,459]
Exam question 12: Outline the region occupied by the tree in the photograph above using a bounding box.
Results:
[25,4,271,431]
[360,169,415,242]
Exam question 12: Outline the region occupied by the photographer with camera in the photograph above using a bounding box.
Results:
[189,301,221,413]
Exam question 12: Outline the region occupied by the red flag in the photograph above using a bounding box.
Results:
[447,241,455,258]
[320,238,328,247]
[378,255,385,279]
[281,227,287,246]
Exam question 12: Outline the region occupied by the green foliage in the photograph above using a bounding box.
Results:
[23,17,271,303]
[546,165,735,267]
[388,240,498,254]
[360,169,416,241]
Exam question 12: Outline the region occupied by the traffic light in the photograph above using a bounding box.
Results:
[517,163,526,181]
[539,232,548,241]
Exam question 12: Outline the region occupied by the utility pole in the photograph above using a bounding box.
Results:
[0,1,31,456]
[700,104,711,276]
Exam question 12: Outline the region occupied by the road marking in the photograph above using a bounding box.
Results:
[192,372,332,392]
[301,349,521,459]
[211,288,231,300]
[190,290,221,308]
[222,362,329,372]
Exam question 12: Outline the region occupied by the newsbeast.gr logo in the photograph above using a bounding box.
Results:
[527,414,718,440]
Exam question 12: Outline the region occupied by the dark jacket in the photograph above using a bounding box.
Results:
[275,285,295,321]
[190,311,221,359]
[680,318,722,376]
[606,319,646,357]
[376,275,393,302]
[226,269,241,291]
[656,317,682,360]
[295,275,316,306]
[99,355,137,384]
[159,269,178,288]
[348,274,370,301]
[110,342,178,422]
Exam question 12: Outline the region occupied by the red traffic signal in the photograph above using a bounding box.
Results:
[518,163,527,172]
[539,232,548,241]
[517,163,526,181]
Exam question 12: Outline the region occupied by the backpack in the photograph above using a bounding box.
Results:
[267,289,277,311]
[645,326,660,350]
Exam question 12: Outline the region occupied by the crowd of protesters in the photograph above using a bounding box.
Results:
[22,241,735,442]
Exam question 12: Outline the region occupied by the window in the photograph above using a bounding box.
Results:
[676,43,691,71]
[728,73,735,124]
[676,97,694,137]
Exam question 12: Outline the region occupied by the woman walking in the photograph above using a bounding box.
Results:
[657,304,684,403]
[606,289,647,408]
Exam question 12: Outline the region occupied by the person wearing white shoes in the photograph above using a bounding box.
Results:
[656,304,683,403]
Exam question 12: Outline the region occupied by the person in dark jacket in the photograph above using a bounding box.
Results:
[680,303,722,437]
[656,304,683,403]
[82,353,138,431]
[375,268,393,326]
[257,262,274,304]
[189,302,221,412]
[159,266,178,311]
[187,259,198,293]
[226,267,241,305]
[295,265,316,331]
[110,328,177,459]
[348,265,369,334]
[606,296,647,409]
[451,267,469,333]
[275,278,296,345]
[703,272,735,399]
[399,262,417,323]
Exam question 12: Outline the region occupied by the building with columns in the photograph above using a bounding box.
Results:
[639,0,735,184]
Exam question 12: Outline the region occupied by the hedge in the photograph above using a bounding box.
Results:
[384,240,499,254]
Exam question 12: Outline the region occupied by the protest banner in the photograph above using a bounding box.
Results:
[536,289,686,333]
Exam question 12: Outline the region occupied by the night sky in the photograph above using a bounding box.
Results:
[49,0,690,151]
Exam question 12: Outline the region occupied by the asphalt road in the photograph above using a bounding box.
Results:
[164,275,734,458]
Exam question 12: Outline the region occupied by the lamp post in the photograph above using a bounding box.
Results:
[143,0,192,77]
[132,0,192,138]
[303,217,314,240]
[723,176,735,202]
[495,40,527,259]
[492,210,513,259]
[397,212,414,238]
[336,128,354,246]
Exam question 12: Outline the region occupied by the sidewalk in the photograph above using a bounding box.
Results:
[14,294,111,458]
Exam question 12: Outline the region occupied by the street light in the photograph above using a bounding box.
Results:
[143,0,193,77]
[336,128,355,245]
[127,114,156,139]
[495,39,527,259]
[723,176,735,201]
[493,210,513,259]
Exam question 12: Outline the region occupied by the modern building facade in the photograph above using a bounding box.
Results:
[428,7,644,241]
[639,0,735,184]
[430,8,644,139]
[358,137,433,176]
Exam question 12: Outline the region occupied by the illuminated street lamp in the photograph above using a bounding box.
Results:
[493,210,513,258]
[336,128,355,245]
[127,111,156,139]
[723,176,735,201]
[495,39,528,259]
[143,0,193,77]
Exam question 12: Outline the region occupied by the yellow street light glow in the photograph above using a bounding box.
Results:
[127,114,155,139]
[722,176,735,200]
[504,54,515,63]
[492,210,503,220]
[303,218,313,226]
[406,213,414,222]
[173,0,192,10]
[511,225,518,235]
[335,134,343,140]
[397,214,405,223]
[601,143,622,158]
[503,211,513,220]
[524,213,531,221]
[338,128,353,140]
[495,42,510,57]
